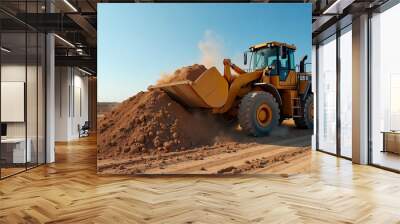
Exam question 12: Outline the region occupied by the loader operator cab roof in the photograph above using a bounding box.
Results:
[249,41,296,52]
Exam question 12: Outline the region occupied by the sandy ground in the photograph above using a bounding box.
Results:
[97,120,312,175]
[97,65,313,175]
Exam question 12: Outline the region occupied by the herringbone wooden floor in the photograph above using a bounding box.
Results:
[1,136,400,223]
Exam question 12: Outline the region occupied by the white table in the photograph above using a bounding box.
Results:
[1,138,32,163]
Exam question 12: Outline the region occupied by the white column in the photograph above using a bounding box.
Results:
[45,0,56,163]
[352,14,369,164]
[312,45,317,150]
[46,33,55,163]
[311,45,317,150]
[54,67,73,141]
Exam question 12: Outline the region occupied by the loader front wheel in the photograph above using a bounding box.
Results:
[238,91,280,136]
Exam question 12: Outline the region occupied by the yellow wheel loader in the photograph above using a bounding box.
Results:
[150,41,313,136]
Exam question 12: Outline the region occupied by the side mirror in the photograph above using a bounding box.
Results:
[244,52,247,65]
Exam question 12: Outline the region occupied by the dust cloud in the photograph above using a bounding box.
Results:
[156,30,225,85]
[156,72,175,85]
[198,30,224,71]
[155,64,206,85]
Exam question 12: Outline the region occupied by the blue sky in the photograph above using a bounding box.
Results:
[98,3,311,102]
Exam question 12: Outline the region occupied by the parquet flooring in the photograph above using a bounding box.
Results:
[1,135,400,223]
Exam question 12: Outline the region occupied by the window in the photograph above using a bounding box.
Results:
[0,2,46,179]
[339,26,352,158]
[315,23,353,160]
[0,31,28,178]
[251,47,278,72]
[289,50,296,70]
[370,3,400,171]
[278,49,289,80]
[317,35,337,155]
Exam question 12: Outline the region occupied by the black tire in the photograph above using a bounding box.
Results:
[238,91,280,136]
[294,94,314,129]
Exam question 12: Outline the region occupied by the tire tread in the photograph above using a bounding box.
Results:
[238,91,280,136]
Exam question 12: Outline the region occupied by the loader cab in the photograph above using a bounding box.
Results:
[246,42,296,81]
[247,46,278,74]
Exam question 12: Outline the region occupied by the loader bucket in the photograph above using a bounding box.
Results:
[149,67,228,108]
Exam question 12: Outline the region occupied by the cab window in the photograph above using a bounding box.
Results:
[288,50,296,70]
[251,47,278,72]
[279,48,289,80]
[278,47,296,81]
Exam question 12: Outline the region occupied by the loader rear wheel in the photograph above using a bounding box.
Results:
[294,94,314,129]
[238,91,280,136]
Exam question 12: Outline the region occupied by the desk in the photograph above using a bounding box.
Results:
[1,138,31,163]
[382,131,400,154]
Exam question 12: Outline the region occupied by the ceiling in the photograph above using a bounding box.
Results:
[311,0,390,43]
[0,0,98,74]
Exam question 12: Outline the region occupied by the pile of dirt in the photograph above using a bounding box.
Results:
[98,64,221,159]
[156,64,207,85]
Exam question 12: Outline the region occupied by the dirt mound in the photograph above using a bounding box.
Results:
[156,64,207,85]
[98,64,219,160]
[97,88,220,159]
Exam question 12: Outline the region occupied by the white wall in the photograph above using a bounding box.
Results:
[1,65,37,137]
[1,65,26,142]
[72,73,89,138]
[55,67,89,141]
[1,63,46,164]
[55,67,69,141]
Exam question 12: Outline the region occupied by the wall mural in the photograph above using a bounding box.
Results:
[97,3,313,175]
